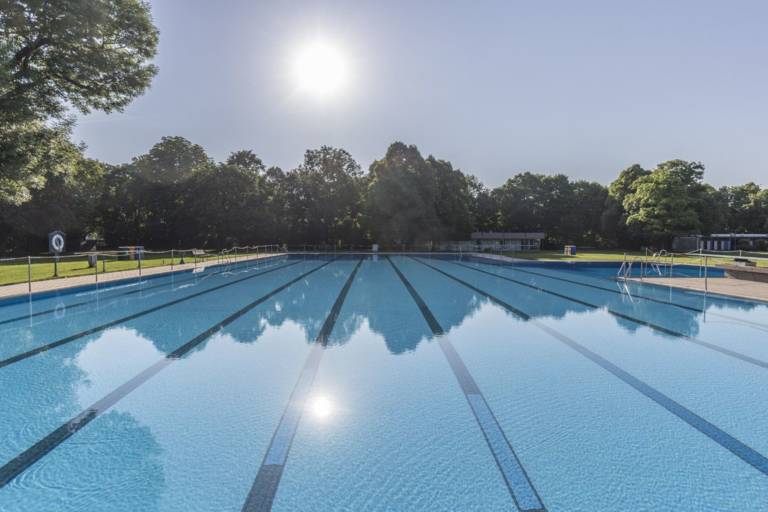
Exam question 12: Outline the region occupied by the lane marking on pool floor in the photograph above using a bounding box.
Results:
[241,258,363,512]
[462,258,768,331]
[412,256,768,478]
[446,260,768,371]
[0,256,284,329]
[0,259,338,488]
[387,256,546,512]
[0,260,308,370]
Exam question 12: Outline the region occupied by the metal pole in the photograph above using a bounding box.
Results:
[704,256,708,292]
[27,256,32,294]
[171,249,174,272]
[94,254,98,283]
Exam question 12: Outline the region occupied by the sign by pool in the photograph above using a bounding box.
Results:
[48,231,66,254]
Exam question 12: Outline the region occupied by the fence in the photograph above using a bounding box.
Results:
[0,244,282,293]
[615,247,768,291]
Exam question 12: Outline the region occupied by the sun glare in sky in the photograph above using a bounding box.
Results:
[292,39,349,99]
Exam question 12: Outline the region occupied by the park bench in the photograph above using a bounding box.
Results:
[191,249,207,263]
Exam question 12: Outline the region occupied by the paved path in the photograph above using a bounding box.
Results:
[630,276,768,303]
[0,253,284,300]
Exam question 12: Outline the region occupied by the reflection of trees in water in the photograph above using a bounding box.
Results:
[447,264,712,337]
[121,266,353,355]
[219,266,353,345]
[324,262,488,354]
[707,298,761,313]
[0,409,166,511]
[321,262,438,353]
[423,265,711,338]
[82,257,767,360]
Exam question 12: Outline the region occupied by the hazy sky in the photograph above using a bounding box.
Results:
[73,0,768,187]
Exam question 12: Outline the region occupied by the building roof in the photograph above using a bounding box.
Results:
[470,231,546,240]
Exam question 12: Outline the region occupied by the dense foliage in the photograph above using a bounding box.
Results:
[0,0,158,206]
[1,1,766,255]
[2,132,767,254]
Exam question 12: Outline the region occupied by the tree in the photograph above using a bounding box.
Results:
[468,177,498,233]
[723,183,768,233]
[0,0,158,206]
[132,136,212,184]
[283,146,363,245]
[608,164,651,206]
[623,160,708,245]
[226,150,265,176]
[100,137,213,247]
[566,180,608,245]
[0,155,104,253]
[494,172,573,244]
[429,157,474,240]
[0,119,79,205]
[601,164,651,247]
[0,0,158,122]
[366,143,441,246]
[181,163,264,247]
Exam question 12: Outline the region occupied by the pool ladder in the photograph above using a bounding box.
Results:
[617,258,633,280]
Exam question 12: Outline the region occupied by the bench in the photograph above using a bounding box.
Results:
[190,249,207,264]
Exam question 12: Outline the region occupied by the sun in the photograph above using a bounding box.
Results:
[293,40,348,99]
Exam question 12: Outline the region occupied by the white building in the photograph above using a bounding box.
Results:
[440,232,545,252]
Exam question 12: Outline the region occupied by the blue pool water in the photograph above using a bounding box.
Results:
[1,254,767,511]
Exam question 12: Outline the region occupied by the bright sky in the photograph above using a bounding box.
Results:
[73,0,768,187]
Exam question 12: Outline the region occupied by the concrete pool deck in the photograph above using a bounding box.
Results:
[630,276,768,303]
[0,253,284,300]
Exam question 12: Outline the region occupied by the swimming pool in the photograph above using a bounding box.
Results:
[1,254,767,511]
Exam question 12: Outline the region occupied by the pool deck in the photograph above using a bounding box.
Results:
[630,276,768,303]
[0,253,283,300]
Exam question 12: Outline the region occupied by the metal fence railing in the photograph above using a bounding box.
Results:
[0,244,282,294]
[614,248,768,292]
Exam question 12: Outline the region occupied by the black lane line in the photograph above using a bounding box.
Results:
[241,258,363,512]
[469,260,768,331]
[0,260,303,370]
[0,256,282,328]
[387,257,546,512]
[0,259,335,488]
[448,260,768,371]
[412,257,768,477]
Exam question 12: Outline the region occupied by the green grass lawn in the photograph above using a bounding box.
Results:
[0,253,229,287]
[502,249,768,267]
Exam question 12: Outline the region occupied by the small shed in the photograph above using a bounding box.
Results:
[469,232,545,251]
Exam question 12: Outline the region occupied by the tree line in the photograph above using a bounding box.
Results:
[2,134,768,254]
[2,1,767,255]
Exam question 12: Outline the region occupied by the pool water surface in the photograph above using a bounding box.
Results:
[0,254,767,511]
